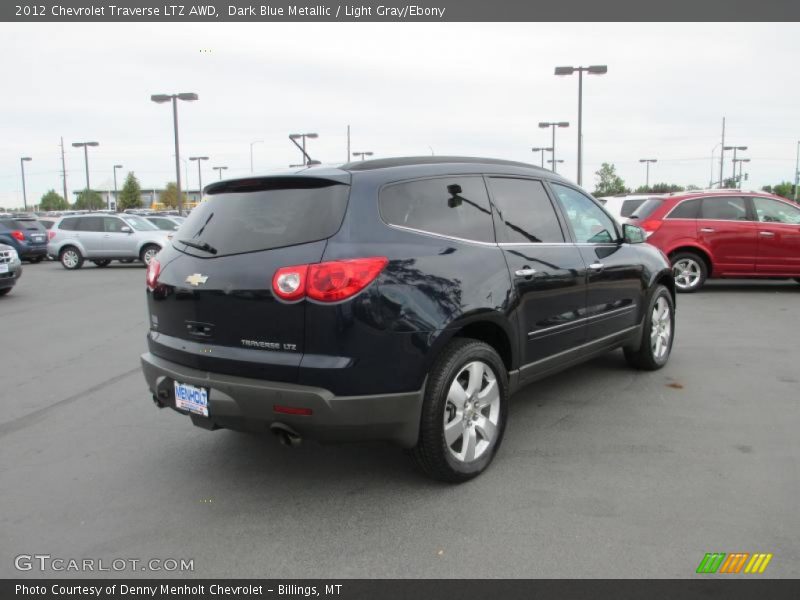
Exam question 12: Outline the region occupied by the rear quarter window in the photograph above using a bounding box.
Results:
[666,198,701,219]
[630,198,664,220]
[58,218,79,231]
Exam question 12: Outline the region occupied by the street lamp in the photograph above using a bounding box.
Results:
[352,151,373,161]
[547,159,565,173]
[189,156,209,201]
[249,140,263,173]
[71,141,99,191]
[639,159,657,189]
[151,92,198,216]
[213,166,228,180]
[289,133,318,166]
[555,64,607,185]
[538,122,569,172]
[723,145,747,187]
[531,147,553,168]
[20,157,32,211]
[733,158,750,187]
[112,164,123,211]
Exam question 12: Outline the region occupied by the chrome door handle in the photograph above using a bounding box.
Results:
[700,227,715,233]
[514,268,537,277]
[588,263,604,271]
[759,231,775,237]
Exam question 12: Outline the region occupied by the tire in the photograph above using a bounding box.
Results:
[140,245,160,266]
[0,287,11,296]
[624,284,675,371]
[411,338,509,483]
[59,246,84,270]
[92,259,111,268]
[671,251,707,293]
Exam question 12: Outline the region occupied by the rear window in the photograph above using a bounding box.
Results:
[1,219,45,231]
[175,179,349,256]
[629,198,664,220]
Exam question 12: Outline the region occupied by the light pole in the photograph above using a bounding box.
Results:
[250,140,263,173]
[112,164,123,211]
[733,158,750,187]
[639,159,657,189]
[213,166,228,180]
[547,159,565,173]
[289,133,318,166]
[538,122,569,172]
[531,147,553,168]
[151,92,199,216]
[189,156,209,202]
[20,157,32,211]
[723,145,747,187]
[554,65,607,186]
[71,141,99,191]
[352,151,373,161]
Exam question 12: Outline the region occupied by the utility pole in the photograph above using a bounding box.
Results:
[718,117,726,189]
[60,137,68,206]
[347,125,351,163]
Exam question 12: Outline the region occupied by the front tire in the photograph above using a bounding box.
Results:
[140,245,160,266]
[671,251,707,293]
[59,246,84,270]
[624,284,675,371]
[411,338,508,483]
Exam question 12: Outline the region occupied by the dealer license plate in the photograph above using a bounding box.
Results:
[173,381,209,416]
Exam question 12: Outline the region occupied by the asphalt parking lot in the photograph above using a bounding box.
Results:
[1,261,798,579]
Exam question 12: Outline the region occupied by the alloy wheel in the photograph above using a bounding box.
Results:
[673,258,701,290]
[650,296,672,360]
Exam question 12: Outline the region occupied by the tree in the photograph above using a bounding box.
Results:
[117,172,142,211]
[592,163,630,196]
[74,189,104,210]
[635,183,685,194]
[39,189,69,211]
[761,181,795,200]
[158,182,186,209]
[685,184,702,191]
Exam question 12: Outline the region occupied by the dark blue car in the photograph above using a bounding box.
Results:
[0,217,48,262]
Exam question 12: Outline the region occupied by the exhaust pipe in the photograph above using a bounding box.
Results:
[270,423,302,447]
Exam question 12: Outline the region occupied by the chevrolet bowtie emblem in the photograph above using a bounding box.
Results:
[185,273,208,286]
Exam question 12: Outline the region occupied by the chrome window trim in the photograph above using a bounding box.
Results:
[384,223,498,247]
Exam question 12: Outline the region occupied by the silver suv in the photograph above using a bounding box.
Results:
[48,214,170,270]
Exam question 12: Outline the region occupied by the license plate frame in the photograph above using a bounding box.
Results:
[173,381,209,417]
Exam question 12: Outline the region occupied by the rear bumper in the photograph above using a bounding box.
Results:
[19,246,46,258]
[140,352,425,448]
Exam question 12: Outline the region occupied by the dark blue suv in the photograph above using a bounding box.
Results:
[140,157,676,482]
[0,217,48,262]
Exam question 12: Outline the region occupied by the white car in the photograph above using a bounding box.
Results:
[597,194,664,222]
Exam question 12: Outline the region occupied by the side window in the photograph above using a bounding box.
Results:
[487,178,564,243]
[379,176,494,243]
[77,217,104,232]
[700,196,748,221]
[104,217,126,232]
[620,199,646,218]
[667,198,701,219]
[752,197,800,224]
[550,183,617,244]
[59,218,78,231]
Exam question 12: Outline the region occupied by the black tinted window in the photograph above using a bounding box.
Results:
[77,217,104,232]
[380,176,494,243]
[630,198,664,219]
[667,198,701,219]
[177,179,349,256]
[701,196,748,221]
[620,199,646,217]
[487,178,563,243]
[59,218,79,231]
[8,219,45,231]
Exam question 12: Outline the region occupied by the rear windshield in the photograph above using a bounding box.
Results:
[1,219,45,231]
[629,198,664,220]
[174,179,349,256]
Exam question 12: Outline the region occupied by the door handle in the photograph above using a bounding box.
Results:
[514,268,537,277]
[700,227,715,233]
[588,263,604,271]
[759,231,775,237]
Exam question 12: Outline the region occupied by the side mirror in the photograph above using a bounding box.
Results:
[622,223,645,244]
[120,226,132,233]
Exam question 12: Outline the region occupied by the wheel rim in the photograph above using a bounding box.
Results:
[673,258,701,290]
[650,297,672,360]
[62,250,78,268]
[443,360,500,463]
[143,249,157,265]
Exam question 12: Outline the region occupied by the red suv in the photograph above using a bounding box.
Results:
[628,190,800,292]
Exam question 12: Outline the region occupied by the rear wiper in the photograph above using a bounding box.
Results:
[177,239,218,255]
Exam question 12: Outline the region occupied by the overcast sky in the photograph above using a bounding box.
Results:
[1,22,798,207]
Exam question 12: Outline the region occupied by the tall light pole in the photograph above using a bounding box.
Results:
[733,158,750,187]
[213,166,228,180]
[250,140,263,173]
[289,133,318,166]
[639,158,657,189]
[352,151,373,161]
[724,145,747,187]
[151,92,199,216]
[20,157,32,211]
[538,122,569,172]
[112,164,123,211]
[547,159,565,173]
[189,156,209,202]
[555,65,607,186]
[718,117,726,189]
[72,141,99,191]
[531,147,553,168]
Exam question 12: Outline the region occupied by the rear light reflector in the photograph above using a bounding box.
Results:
[272,257,388,303]
[146,258,161,291]
[273,405,313,416]
[640,219,663,237]
[11,230,24,241]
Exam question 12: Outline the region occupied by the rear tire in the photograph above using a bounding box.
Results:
[624,284,675,371]
[671,251,707,293]
[140,245,160,266]
[92,259,111,268]
[411,338,508,483]
[0,288,11,296]
[59,246,83,270]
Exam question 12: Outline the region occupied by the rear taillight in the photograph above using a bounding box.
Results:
[48,230,56,240]
[146,259,161,291]
[272,257,388,303]
[11,230,24,241]
[640,219,663,237]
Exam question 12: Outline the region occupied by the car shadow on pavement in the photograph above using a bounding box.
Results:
[700,280,799,293]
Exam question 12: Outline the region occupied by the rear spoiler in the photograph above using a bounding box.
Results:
[205,171,351,195]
